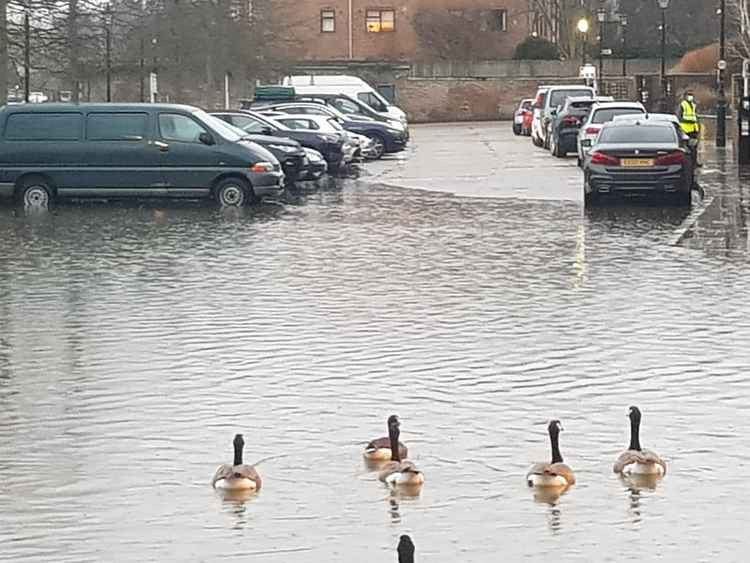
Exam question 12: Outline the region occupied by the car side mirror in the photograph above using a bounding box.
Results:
[199,132,215,145]
[261,127,273,135]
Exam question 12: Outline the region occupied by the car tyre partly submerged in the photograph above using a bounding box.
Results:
[365,132,386,159]
[17,177,54,209]
[214,178,254,207]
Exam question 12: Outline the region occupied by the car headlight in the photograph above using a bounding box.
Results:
[251,162,276,173]
[304,150,323,162]
[268,144,297,153]
[387,121,405,131]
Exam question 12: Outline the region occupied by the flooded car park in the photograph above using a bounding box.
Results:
[1,123,749,562]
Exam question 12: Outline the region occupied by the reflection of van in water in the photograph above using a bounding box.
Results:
[282,75,407,123]
[0,103,284,207]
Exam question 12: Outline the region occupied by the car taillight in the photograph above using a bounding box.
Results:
[654,151,686,166]
[590,152,619,166]
[585,127,601,136]
[563,116,580,125]
[251,162,275,173]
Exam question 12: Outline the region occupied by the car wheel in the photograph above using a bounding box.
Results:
[214,178,252,207]
[17,177,54,208]
[513,123,521,136]
[532,134,542,148]
[676,188,692,207]
[365,133,386,159]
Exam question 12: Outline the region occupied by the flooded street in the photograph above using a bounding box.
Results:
[1,123,749,562]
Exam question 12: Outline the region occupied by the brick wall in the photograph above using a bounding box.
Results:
[281,0,530,62]
[395,76,638,122]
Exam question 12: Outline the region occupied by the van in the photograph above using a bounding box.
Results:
[282,75,407,123]
[0,103,284,207]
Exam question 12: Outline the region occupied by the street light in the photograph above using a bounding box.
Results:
[577,17,590,67]
[620,14,628,77]
[657,0,671,103]
[717,0,727,147]
[597,7,607,85]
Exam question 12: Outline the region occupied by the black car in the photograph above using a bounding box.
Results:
[218,122,308,184]
[210,110,346,171]
[583,121,692,207]
[548,96,610,158]
[0,103,284,207]
[250,102,406,158]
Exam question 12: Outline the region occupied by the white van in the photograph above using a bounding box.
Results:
[283,75,407,123]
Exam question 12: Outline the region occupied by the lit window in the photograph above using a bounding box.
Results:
[321,9,336,33]
[366,9,395,33]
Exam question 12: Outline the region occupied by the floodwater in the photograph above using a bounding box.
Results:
[1,124,749,562]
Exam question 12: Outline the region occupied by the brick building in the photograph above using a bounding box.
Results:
[278,0,535,62]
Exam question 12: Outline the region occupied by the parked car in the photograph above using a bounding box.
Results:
[583,120,692,207]
[267,114,362,163]
[282,75,407,124]
[513,99,533,136]
[0,103,284,207]
[299,148,328,181]
[252,101,400,159]
[548,96,613,157]
[534,84,596,149]
[577,101,646,165]
[244,92,408,136]
[218,120,308,184]
[210,110,346,171]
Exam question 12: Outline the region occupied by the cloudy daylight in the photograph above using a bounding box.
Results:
[0,1,748,562]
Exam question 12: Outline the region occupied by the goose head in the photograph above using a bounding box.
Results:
[548,419,563,438]
[397,534,415,563]
[233,433,245,466]
[628,406,642,424]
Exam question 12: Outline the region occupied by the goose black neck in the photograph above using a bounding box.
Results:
[233,439,244,466]
[550,430,563,464]
[629,415,642,451]
[389,424,401,463]
[397,535,415,563]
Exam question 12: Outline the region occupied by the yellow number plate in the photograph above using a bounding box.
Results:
[621,158,654,167]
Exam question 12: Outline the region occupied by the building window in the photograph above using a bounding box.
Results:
[321,9,336,33]
[366,8,395,32]
[480,9,507,32]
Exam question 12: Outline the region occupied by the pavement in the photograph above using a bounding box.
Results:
[360,121,749,258]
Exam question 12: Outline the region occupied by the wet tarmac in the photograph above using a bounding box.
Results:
[0,123,749,562]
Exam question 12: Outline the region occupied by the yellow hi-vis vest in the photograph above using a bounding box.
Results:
[680,100,699,134]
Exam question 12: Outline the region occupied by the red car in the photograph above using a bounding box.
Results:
[513,98,534,136]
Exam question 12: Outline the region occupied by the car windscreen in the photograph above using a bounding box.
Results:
[195,110,243,142]
[598,125,677,144]
[592,108,644,124]
[549,89,592,107]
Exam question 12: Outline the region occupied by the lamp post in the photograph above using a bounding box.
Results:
[620,14,628,77]
[657,0,670,101]
[597,7,606,84]
[717,0,727,147]
[577,17,590,68]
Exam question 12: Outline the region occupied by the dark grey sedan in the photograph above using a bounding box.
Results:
[583,121,693,207]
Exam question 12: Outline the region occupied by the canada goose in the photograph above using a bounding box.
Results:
[613,406,667,476]
[378,416,424,487]
[526,420,576,488]
[364,415,409,461]
[211,434,262,491]
[397,534,415,563]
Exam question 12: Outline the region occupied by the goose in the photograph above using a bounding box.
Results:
[526,420,576,488]
[364,415,409,461]
[377,416,424,487]
[613,406,666,476]
[211,434,262,491]
[397,534,415,563]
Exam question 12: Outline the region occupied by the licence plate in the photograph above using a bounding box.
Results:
[622,158,654,167]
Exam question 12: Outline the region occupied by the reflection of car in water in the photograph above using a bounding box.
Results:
[583,121,693,207]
